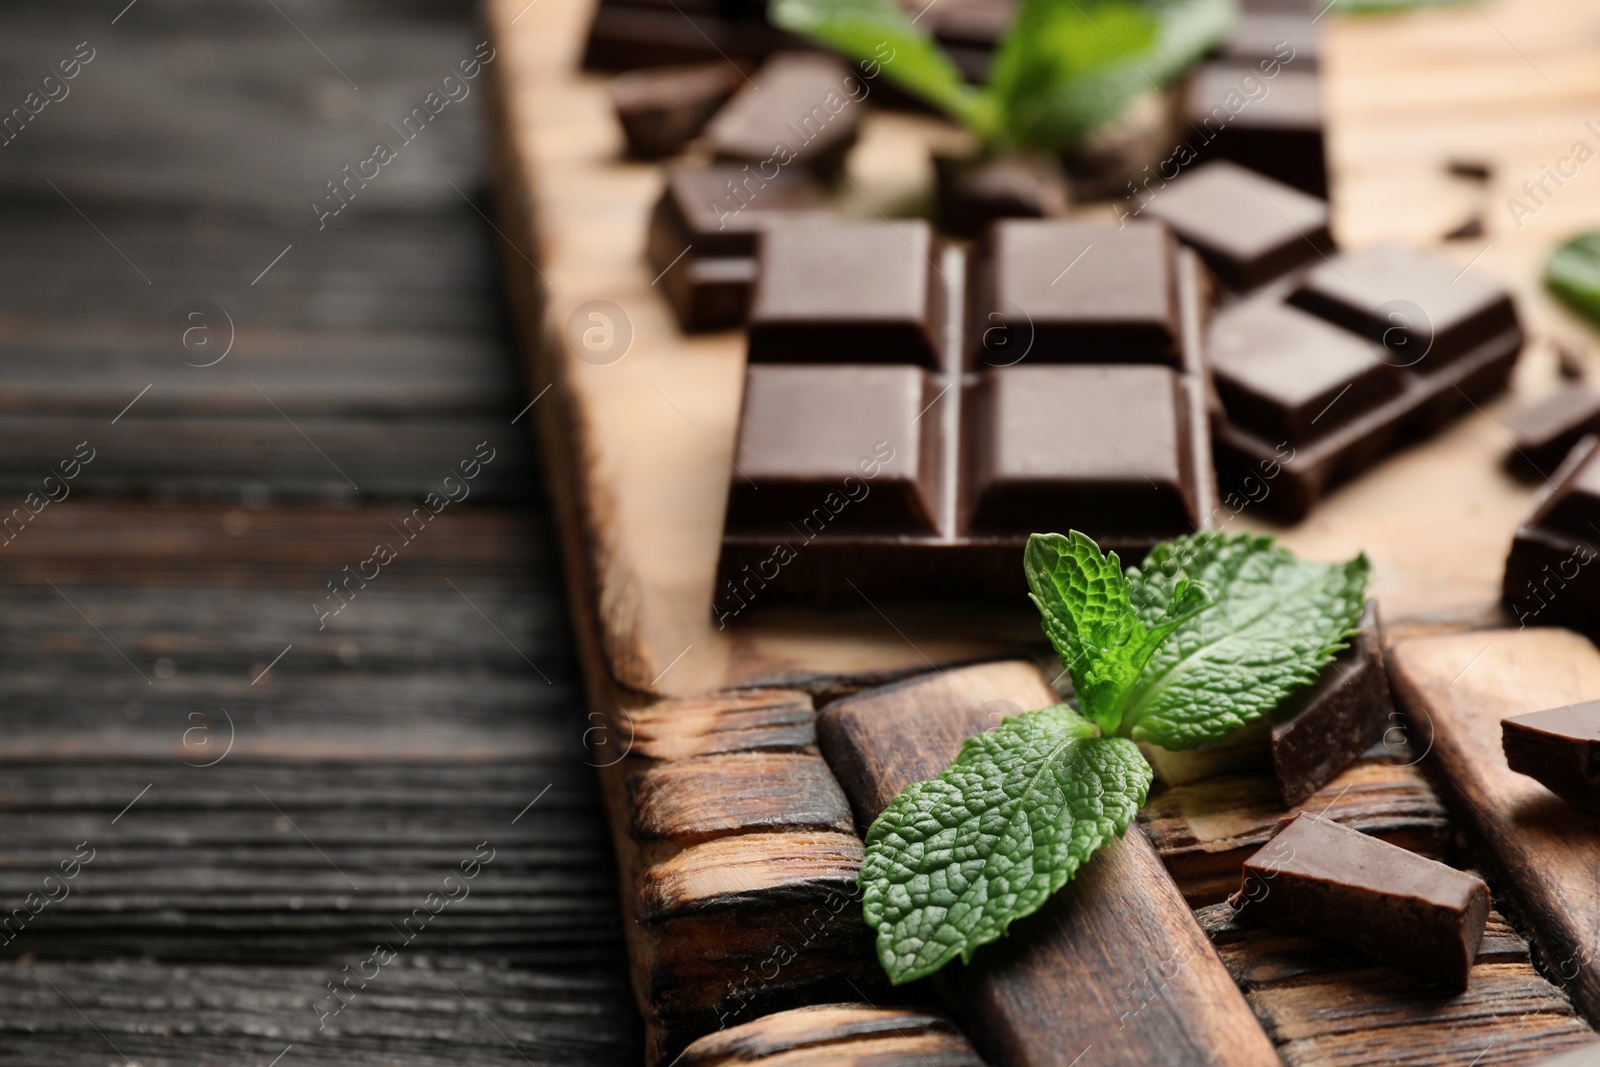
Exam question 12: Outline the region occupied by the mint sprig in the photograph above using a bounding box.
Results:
[859,530,1368,983]
[1545,231,1600,328]
[769,0,1237,153]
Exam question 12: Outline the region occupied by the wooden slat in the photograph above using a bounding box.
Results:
[0,958,634,1066]
[1200,903,1598,1067]
[817,661,1279,1067]
[679,1003,986,1066]
[589,689,886,1064]
[1389,628,1600,1030]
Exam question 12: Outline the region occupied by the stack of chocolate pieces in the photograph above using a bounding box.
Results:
[713,217,1218,613]
[1503,435,1600,637]
[1145,161,1523,520]
[1184,0,1326,196]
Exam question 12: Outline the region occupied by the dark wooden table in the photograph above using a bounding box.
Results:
[0,1,636,1062]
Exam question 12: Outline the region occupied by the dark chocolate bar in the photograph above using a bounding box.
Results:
[1210,240,1523,520]
[647,165,830,331]
[1228,812,1490,990]
[1184,63,1326,197]
[1142,161,1332,290]
[715,219,1218,610]
[970,219,1184,366]
[610,62,744,159]
[705,53,864,176]
[1502,385,1600,480]
[1502,701,1600,813]
[1503,435,1600,637]
[1271,601,1393,804]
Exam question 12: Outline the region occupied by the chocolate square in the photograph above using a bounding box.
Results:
[1502,700,1600,813]
[705,53,864,175]
[1142,161,1332,290]
[1208,299,1404,444]
[963,365,1197,536]
[1531,437,1600,540]
[974,220,1181,366]
[1289,242,1520,370]
[725,364,942,534]
[748,220,944,368]
[1503,385,1600,479]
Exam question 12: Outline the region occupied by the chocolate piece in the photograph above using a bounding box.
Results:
[1504,436,1600,635]
[1184,63,1326,196]
[1444,214,1486,240]
[1502,701,1600,813]
[1503,386,1600,480]
[724,364,942,534]
[1228,812,1490,990]
[964,365,1198,536]
[581,0,800,72]
[647,165,830,331]
[972,219,1182,366]
[1447,157,1494,181]
[610,62,743,159]
[1271,602,1394,804]
[1143,161,1333,290]
[933,152,1068,239]
[747,219,944,368]
[1211,243,1523,520]
[716,221,1218,606]
[1288,242,1520,369]
[1209,299,1404,445]
[705,53,864,176]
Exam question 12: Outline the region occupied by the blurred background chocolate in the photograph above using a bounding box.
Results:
[1504,435,1600,638]
[705,53,865,176]
[1503,385,1600,480]
[611,62,746,159]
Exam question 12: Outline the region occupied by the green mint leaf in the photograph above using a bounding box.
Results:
[860,704,1151,984]
[1025,531,1209,736]
[996,0,1237,151]
[1545,231,1600,328]
[768,0,994,137]
[1122,533,1370,750]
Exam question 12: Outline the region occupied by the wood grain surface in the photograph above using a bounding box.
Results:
[818,661,1280,1067]
[1389,628,1600,1030]
[678,1003,986,1066]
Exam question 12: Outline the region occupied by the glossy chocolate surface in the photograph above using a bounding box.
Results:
[747,219,944,368]
[1228,813,1490,990]
[1142,161,1332,290]
[1503,701,1600,813]
[972,219,1182,366]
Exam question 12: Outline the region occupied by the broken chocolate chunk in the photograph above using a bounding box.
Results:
[1502,701,1600,814]
[1228,812,1490,990]
[1503,385,1600,481]
[610,62,744,159]
[705,53,864,176]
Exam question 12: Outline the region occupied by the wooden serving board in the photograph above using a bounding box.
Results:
[484,0,1600,1061]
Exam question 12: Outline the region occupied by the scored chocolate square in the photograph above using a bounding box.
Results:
[963,365,1198,536]
[973,220,1181,366]
[1289,242,1520,370]
[747,219,944,368]
[1208,299,1404,445]
[1142,161,1332,290]
[724,364,943,534]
